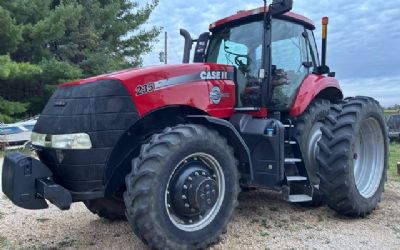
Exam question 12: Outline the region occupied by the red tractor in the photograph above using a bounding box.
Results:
[2,1,388,249]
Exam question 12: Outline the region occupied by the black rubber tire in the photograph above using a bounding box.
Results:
[317,97,388,217]
[293,99,331,206]
[84,197,126,221]
[123,124,240,250]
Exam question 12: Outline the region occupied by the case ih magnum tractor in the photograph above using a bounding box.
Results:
[2,1,388,249]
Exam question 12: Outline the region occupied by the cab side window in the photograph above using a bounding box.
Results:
[306,30,320,71]
[270,19,309,109]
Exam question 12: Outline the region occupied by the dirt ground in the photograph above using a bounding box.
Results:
[1,157,400,250]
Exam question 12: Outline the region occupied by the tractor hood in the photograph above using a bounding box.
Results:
[61,63,235,90]
[60,63,236,117]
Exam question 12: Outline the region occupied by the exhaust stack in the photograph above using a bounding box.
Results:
[180,29,193,63]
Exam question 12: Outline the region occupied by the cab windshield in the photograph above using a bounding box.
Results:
[206,21,264,107]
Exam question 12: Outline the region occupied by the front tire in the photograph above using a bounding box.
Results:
[317,97,388,216]
[124,124,240,250]
[84,197,126,221]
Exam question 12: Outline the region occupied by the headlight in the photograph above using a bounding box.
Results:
[31,132,48,147]
[31,132,92,149]
[52,133,92,149]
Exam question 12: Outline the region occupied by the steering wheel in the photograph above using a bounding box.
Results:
[234,55,251,74]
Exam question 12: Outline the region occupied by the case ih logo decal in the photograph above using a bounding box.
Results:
[200,71,229,80]
[135,71,233,96]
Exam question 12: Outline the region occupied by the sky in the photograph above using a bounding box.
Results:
[138,0,400,107]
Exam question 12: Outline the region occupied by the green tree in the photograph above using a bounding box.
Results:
[0,55,41,122]
[0,0,160,121]
[0,97,28,123]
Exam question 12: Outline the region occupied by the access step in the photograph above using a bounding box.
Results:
[286,176,307,182]
[288,194,313,203]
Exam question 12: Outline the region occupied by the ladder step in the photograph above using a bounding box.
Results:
[284,158,302,164]
[288,194,313,203]
[286,176,308,181]
[285,140,297,145]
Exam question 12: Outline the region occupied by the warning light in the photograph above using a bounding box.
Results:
[322,17,329,25]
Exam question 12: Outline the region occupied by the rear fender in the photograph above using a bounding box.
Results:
[290,74,343,117]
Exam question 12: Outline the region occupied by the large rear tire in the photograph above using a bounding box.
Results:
[317,97,388,216]
[124,124,240,250]
[293,99,331,206]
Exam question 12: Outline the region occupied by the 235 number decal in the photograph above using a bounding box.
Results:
[136,83,154,96]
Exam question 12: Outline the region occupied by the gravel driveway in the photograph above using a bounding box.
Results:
[1,157,400,250]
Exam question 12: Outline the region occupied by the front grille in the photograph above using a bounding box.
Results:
[34,80,139,193]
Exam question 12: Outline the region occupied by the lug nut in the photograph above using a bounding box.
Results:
[190,208,196,213]
[182,195,187,199]
[202,172,206,176]
[183,185,188,189]
[167,204,171,208]
[188,176,193,181]
[189,220,193,223]
[194,157,198,160]
[185,203,190,208]
[195,172,199,176]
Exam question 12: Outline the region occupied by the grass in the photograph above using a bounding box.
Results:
[0,236,9,248]
[385,110,398,117]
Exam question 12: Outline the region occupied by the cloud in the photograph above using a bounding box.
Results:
[341,77,400,107]
[138,0,400,105]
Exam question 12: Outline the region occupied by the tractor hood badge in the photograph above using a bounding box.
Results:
[210,86,222,104]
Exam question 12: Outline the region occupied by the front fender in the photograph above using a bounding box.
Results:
[186,115,252,174]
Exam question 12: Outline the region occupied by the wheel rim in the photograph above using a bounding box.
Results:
[306,122,324,182]
[165,153,225,232]
[353,117,385,198]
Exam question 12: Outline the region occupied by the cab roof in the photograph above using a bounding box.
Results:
[209,7,315,31]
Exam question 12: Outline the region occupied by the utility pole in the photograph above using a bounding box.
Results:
[164,31,168,64]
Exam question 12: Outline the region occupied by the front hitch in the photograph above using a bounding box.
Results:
[2,152,72,210]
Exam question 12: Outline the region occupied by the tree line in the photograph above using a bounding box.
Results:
[0,0,160,123]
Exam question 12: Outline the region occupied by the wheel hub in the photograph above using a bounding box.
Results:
[167,156,220,225]
[353,117,385,198]
[189,176,218,211]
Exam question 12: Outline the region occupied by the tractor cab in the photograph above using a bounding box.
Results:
[181,0,335,116]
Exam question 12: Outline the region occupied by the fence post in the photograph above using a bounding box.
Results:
[397,162,400,176]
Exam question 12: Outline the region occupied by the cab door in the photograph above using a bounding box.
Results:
[269,19,310,110]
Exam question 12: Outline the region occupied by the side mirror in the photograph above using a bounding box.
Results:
[269,0,293,16]
[193,32,210,63]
